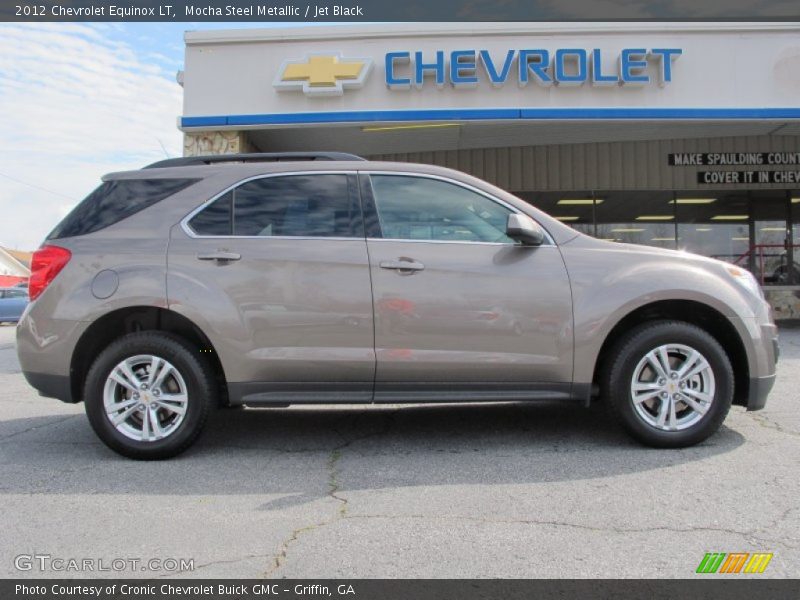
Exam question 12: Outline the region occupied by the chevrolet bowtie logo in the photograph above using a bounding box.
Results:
[274,53,373,97]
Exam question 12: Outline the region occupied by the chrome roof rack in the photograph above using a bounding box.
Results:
[145,152,366,169]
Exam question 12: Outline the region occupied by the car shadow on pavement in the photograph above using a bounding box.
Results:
[0,401,745,501]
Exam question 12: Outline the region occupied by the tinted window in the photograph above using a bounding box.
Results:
[369,175,514,243]
[48,178,198,239]
[4,289,27,298]
[189,174,362,238]
[188,191,232,235]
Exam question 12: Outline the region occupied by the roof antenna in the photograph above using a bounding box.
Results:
[156,138,171,159]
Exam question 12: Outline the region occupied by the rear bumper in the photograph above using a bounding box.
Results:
[17,313,87,403]
[747,373,776,412]
[22,371,75,403]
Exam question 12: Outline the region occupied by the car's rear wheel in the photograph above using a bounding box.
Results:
[603,320,734,448]
[84,332,215,459]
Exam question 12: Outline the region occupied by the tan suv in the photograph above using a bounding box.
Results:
[16,153,779,459]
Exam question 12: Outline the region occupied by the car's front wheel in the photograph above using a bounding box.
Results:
[84,332,215,459]
[603,320,734,448]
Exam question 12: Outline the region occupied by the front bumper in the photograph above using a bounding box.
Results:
[747,373,776,412]
[743,321,778,411]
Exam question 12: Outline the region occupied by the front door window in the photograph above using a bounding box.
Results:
[369,175,515,243]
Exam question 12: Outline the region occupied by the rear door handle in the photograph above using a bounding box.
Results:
[379,259,425,272]
[197,251,241,262]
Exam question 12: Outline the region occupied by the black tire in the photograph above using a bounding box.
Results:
[84,332,216,460]
[602,320,734,448]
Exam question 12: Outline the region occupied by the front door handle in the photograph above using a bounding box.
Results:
[197,251,241,262]
[379,258,425,273]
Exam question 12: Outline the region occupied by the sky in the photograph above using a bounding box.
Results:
[0,22,319,251]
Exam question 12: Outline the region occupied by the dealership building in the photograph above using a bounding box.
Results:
[179,22,800,319]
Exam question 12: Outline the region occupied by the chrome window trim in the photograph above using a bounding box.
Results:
[179,170,359,240]
[179,168,555,246]
[179,235,365,242]
[361,171,556,246]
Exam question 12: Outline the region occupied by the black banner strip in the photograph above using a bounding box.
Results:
[3,579,800,600]
[2,0,800,22]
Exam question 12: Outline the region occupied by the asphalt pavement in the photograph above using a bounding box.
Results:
[0,323,797,578]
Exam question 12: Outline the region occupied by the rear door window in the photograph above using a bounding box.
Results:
[186,191,232,236]
[188,174,363,238]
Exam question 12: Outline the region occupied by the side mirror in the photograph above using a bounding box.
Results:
[506,213,544,246]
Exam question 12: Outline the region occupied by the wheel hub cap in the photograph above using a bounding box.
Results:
[102,354,189,443]
[630,343,715,432]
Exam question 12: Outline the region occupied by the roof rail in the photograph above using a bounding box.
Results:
[145,152,366,169]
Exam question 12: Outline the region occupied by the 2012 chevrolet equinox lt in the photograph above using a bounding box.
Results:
[17,153,779,459]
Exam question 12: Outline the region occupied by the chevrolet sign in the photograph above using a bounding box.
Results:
[385,48,683,88]
[274,54,373,96]
[275,48,682,96]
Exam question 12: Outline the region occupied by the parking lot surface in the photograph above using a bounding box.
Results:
[0,324,797,578]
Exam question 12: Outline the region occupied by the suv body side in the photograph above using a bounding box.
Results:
[16,161,777,412]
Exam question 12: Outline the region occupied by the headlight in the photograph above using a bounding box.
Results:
[726,266,764,299]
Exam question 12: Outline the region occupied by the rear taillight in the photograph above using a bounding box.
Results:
[29,245,71,301]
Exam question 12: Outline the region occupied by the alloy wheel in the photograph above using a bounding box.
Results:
[629,343,716,432]
[102,354,189,442]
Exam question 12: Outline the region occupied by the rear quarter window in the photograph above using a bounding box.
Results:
[47,178,199,239]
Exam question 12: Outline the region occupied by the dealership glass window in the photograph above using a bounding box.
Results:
[674,192,751,269]
[518,191,595,237]
[594,191,677,248]
[516,187,800,287]
[369,175,514,243]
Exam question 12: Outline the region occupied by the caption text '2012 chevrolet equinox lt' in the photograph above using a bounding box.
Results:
[17,153,779,459]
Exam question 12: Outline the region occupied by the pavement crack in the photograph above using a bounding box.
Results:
[745,411,800,438]
[261,450,346,579]
[340,513,797,542]
[262,410,397,578]
[328,448,348,517]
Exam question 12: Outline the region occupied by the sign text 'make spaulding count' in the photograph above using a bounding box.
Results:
[384,48,682,88]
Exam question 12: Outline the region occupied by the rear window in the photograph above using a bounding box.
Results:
[47,178,199,239]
